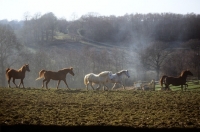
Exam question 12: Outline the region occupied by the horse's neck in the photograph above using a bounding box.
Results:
[181,73,188,79]
[112,73,120,80]
[18,67,26,73]
[117,71,125,77]
[63,69,70,75]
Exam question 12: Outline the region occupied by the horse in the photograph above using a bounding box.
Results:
[160,70,193,91]
[6,64,30,88]
[36,67,74,90]
[106,70,130,90]
[84,71,114,91]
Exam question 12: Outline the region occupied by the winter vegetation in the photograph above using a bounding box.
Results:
[0,12,200,89]
[1,12,200,130]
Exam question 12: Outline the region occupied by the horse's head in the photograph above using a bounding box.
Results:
[24,64,30,72]
[185,70,193,76]
[125,70,130,78]
[69,67,75,76]
[181,70,193,77]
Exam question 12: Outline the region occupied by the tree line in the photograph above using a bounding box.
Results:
[0,12,200,88]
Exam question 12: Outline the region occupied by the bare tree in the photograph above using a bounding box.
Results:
[140,41,172,80]
[0,24,21,86]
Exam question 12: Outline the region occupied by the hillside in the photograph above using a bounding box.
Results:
[29,32,135,57]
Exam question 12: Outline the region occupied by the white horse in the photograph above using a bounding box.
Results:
[84,71,114,91]
[106,70,130,90]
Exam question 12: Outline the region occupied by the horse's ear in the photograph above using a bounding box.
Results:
[70,67,73,70]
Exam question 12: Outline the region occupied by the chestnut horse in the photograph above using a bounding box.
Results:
[36,67,74,90]
[160,70,193,91]
[6,64,30,88]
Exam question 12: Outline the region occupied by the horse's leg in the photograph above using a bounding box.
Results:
[184,84,188,91]
[120,82,125,90]
[63,79,70,90]
[21,79,25,88]
[57,80,61,89]
[8,77,11,88]
[102,83,105,91]
[85,81,89,90]
[102,83,109,91]
[12,78,18,88]
[86,82,88,91]
[164,83,168,90]
[46,79,50,89]
[96,84,100,89]
[18,79,24,88]
[18,81,21,88]
[122,84,125,90]
[90,82,95,90]
[42,79,47,88]
[182,84,188,91]
[112,83,117,90]
[168,85,171,91]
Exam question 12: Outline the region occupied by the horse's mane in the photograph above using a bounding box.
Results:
[58,67,73,72]
[180,70,189,77]
[59,68,68,71]
[180,70,185,77]
[116,70,127,76]
[18,65,26,72]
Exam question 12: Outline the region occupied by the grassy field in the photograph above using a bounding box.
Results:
[1,82,200,129]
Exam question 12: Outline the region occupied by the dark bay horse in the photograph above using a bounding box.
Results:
[36,67,74,90]
[160,70,193,91]
[6,64,30,88]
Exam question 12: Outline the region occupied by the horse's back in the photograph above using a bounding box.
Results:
[84,73,101,84]
[98,71,111,76]
[44,71,65,80]
[6,69,21,79]
[166,76,185,85]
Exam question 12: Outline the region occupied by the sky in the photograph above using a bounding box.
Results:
[0,0,200,21]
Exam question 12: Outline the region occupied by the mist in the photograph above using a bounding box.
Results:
[0,12,200,88]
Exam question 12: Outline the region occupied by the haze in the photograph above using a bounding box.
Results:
[0,0,200,21]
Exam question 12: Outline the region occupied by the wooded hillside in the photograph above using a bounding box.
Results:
[0,12,199,88]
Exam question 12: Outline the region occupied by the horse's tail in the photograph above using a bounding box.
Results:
[160,75,167,87]
[84,75,88,85]
[36,70,46,80]
[6,68,10,73]
[5,68,10,80]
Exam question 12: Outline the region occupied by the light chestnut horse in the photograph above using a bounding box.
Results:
[36,67,74,90]
[6,64,30,88]
[84,71,114,91]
